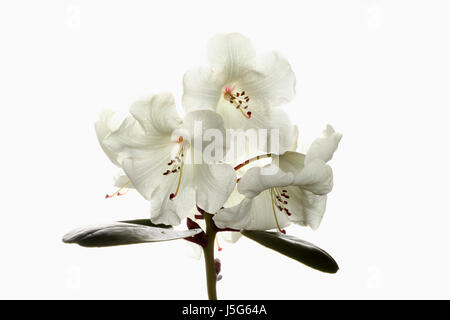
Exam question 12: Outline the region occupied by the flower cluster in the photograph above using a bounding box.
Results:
[64,33,343,299]
[96,33,341,234]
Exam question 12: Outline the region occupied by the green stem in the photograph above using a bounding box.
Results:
[203,213,217,300]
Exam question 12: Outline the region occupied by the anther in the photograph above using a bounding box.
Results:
[105,181,130,199]
[216,236,222,252]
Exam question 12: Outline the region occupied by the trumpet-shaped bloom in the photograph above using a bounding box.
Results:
[101,93,236,226]
[183,33,297,154]
[95,110,135,195]
[213,125,342,231]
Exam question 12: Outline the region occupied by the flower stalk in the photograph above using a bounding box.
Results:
[203,213,218,300]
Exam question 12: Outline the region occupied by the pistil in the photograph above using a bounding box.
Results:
[233,153,272,171]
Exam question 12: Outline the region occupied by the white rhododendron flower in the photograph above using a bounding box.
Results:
[100,92,237,225]
[183,33,297,154]
[214,125,342,231]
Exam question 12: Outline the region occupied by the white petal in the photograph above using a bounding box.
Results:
[219,231,242,243]
[278,151,306,176]
[216,97,294,155]
[129,92,181,135]
[182,66,225,113]
[104,115,171,161]
[237,165,294,199]
[223,187,245,208]
[256,108,297,155]
[213,192,290,231]
[95,110,123,166]
[149,166,196,225]
[292,159,333,195]
[291,125,299,151]
[303,192,328,230]
[194,163,236,213]
[181,110,228,163]
[305,124,342,165]
[113,170,134,189]
[207,33,256,80]
[239,51,296,106]
[103,93,183,201]
[283,186,328,230]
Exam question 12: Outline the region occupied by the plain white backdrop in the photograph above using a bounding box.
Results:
[1,0,449,299]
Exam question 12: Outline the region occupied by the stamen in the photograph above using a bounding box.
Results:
[271,186,292,221]
[215,236,223,252]
[223,87,252,119]
[105,181,130,199]
[117,189,130,197]
[169,164,183,200]
[164,142,186,200]
[270,188,286,234]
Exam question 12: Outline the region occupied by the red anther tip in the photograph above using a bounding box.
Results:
[105,194,111,199]
[225,86,233,93]
[281,229,286,234]
[247,112,252,118]
[169,193,175,200]
[177,136,183,143]
[218,247,223,252]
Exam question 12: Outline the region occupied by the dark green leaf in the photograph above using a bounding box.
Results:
[119,218,172,229]
[63,222,202,247]
[241,230,339,273]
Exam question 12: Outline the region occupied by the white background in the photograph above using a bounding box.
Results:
[1,0,449,299]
